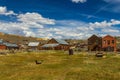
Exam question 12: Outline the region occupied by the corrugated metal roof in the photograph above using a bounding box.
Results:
[28,42,40,46]
[42,44,59,47]
[54,39,68,45]
[3,42,18,47]
[0,39,3,44]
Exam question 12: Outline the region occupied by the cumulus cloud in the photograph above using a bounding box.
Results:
[0,6,16,15]
[89,19,120,29]
[71,0,87,3]
[0,12,55,37]
[17,12,55,25]
[0,6,120,39]
[102,29,119,33]
[1,16,120,39]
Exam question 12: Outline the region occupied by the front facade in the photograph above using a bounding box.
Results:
[88,35,102,51]
[0,39,19,50]
[28,42,41,50]
[88,35,116,52]
[0,44,6,50]
[0,39,6,50]
[102,35,116,52]
[42,38,70,50]
[3,42,19,50]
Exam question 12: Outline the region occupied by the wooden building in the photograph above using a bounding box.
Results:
[102,35,116,52]
[28,42,41,50]
[0,39,6,50]
[3,42,19,50]
[0,44,6,50]
[88,35,102,51]
[0,39,19,50]
[88,35,116,52]
[42,38,70,50]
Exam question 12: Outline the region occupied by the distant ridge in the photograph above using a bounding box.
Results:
[0,32,48,44]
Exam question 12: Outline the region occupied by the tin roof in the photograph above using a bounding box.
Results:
[28,42,40,46]
[42,44,59,48]
[3,42,18,47]
[0,39,3,44]
[54,39,68,45]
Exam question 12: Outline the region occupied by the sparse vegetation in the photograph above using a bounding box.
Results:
[0,32,48,44]
[0,50,120,80]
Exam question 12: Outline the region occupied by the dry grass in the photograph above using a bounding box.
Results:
[0,50,120,80]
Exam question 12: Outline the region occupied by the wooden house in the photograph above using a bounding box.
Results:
[3,42,19,50]
[0,44,6,50]
[0,39,19,50]
[42,38,70,50]
[102,35,116,52]
[0,39,6,50]
[28,42,41,50]
[88,35,102,51]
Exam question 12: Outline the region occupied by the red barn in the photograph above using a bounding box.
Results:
[102,35,116,52]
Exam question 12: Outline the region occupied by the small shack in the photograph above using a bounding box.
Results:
[28,42,41,50]
[3,42,19,50]
[42,38,70,50]
[0,39,6,50]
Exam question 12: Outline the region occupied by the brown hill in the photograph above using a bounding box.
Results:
[0,32,48,44]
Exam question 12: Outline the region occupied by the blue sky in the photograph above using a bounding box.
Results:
[0,0,120,39]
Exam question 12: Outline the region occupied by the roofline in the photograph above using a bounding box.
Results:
[88,34,100,40]
[102,35,114,39]
[51,38,68,45]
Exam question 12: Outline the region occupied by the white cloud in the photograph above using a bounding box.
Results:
[0,7,120,39]
[0,17,120,39]
[71,0,87,3]
[89,19,120,29]
[0,6,16,15]
[101,28,120,36]
[102,29,119,33]
[0,12,55,37]
[17,12,55,25]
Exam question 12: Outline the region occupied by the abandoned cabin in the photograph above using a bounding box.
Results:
[102,35,116,52]
[0,40,6,50]
[42,38,70,50]
[28,42,41,50]
[88,35,116,52]
[88,35,102,51]
[0,39,19,50]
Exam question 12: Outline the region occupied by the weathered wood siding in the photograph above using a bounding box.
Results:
[88,35,102,51]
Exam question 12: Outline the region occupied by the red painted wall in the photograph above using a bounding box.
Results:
[102,35,116,51]
[0,45,6,50]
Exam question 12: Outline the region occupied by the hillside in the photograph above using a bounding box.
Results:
[0,32,48,44]
[0,32,120,45]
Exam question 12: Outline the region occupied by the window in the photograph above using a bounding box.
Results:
[107,40,110,45]
[103,40,106,44]
[96,40,99,44]
[112,40,114,44]
[88,41,92,45]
